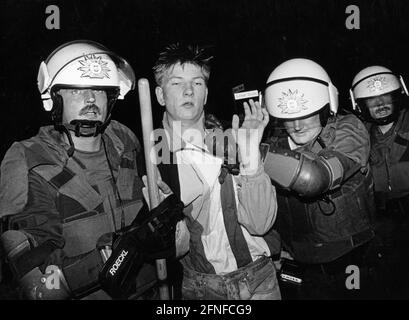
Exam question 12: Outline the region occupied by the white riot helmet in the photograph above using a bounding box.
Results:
[350,65,408,124]
[37,40,135,146]
[264,58,338,122]
[38,40,135,111]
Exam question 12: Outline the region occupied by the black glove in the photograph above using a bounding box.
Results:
[99,194,184,299]
[128,193,184,260]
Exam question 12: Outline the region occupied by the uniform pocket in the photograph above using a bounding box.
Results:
[62,212,111,257]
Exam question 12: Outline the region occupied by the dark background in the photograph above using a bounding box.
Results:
[1,0,409,160]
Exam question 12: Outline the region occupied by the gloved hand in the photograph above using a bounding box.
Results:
[121,193,184,260]
[98,194,184,299]
[140,174,190,257]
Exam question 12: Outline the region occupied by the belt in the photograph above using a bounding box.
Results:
[183,256,270,283]
[291,227,375,264]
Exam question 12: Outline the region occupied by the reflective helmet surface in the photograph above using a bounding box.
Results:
[264,58,338,120]
[37,40,135,111]
[351,66,402,100]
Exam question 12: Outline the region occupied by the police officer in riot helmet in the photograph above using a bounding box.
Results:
[0,40,184,299]
[350,66,409,198]
[350,66,409,298]
[262,58,382,299]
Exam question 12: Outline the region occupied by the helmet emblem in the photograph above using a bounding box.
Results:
[77,54,111,79]
[367,76,388,92]
[278,89,308,114]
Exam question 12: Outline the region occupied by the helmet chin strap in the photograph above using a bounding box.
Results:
[54,114,112,157]
[368,107,400,126]
[67,120,105,137]
[371,114,398,125]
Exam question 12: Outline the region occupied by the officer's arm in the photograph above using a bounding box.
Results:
[0,143,29,218]
[263,115,370,198]
[263,147,361,198]
[1,229,106,300]
[1,171,103,300]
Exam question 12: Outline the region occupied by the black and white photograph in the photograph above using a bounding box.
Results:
[1,0,409,309]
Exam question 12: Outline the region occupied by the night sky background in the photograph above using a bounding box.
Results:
[1,0,409,160]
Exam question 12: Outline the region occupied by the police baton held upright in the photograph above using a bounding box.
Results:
[137,78,170,300]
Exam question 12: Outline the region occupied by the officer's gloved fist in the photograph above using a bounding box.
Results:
[98,194,184,299]
[128,193,185,260]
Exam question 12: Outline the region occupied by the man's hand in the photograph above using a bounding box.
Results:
[142,174,172,210]
[231,99,269,174]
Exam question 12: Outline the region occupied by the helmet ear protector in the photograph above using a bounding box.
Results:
[49,85,120,124]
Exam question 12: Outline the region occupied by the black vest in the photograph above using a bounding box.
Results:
[270,136,375,264]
